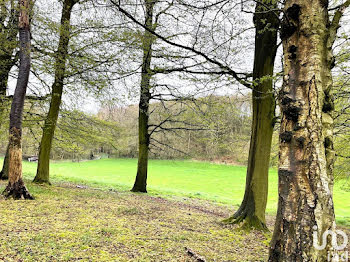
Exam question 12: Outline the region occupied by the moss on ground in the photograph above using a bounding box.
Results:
[0,180,272,261]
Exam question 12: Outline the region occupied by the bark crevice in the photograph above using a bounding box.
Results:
[269,0,339,259]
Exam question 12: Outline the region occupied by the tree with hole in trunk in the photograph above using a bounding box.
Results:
[131,0,155,193]
[269,0,350,260]
[33,0,78,185]
[3,0,33,199]
[224,0,279,230]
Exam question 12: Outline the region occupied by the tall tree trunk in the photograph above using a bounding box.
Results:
[268,0,346,260]
[3,0,33,199]
[224,0,278,230]
[33,0,77,184]
[131,0,155,193]
[0,1,18,178]
[0,0,18,119]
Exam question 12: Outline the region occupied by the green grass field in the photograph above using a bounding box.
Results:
[1,158,350,225]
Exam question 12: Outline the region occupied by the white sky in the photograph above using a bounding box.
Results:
[5,0,350,115]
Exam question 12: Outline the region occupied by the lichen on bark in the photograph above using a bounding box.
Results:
[269,0,342,260]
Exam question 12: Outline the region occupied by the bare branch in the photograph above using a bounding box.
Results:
[329,0,350,47]
[110,0,252,89]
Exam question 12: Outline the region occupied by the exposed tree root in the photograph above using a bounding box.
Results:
[131,186,147,193]
[33,177,51,185]
[223,209,268,231]
[3,180,34,200]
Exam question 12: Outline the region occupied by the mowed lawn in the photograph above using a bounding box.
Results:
[1,158,350,225]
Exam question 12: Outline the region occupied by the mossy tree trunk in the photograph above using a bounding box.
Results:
[269,0,348,260]
[33,0,77,184]
[224,0,278,230]
[131,0,155,193]
[3,0,33,199]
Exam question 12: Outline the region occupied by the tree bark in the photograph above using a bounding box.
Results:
[224,0,278,230]
[33,0,77,184]
[269,0,342,260]
[3,0,33,199]
[131,0,155,193]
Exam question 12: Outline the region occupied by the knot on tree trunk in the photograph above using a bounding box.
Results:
[286,4,301,21]
[280,131,293,143]
[288,45,298,60]
[281,4,301,40]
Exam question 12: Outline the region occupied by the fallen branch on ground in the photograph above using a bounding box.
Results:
[185,247,206,262]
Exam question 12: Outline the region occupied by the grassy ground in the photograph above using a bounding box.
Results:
[0,181,273,261]
[9,158,350,225]
[0,158,349,261]
[7,158,276,208]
